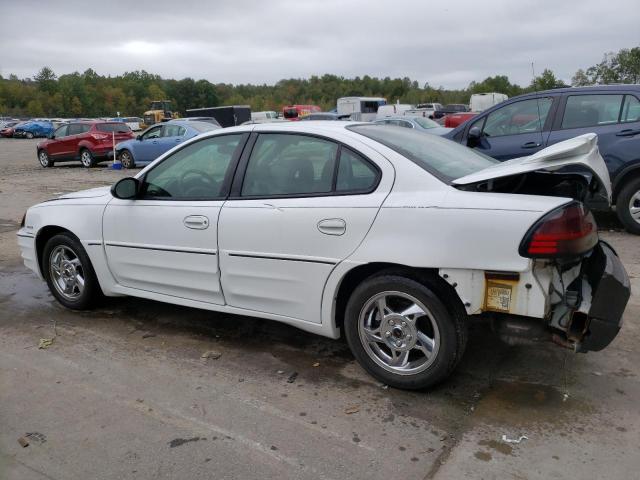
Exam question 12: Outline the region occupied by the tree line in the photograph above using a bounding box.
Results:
[1,46,637,118]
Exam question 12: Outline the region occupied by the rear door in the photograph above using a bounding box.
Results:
[218,131,393,324]
[465,96,558,160]
[546,92,640,184]
[65,123,86,158]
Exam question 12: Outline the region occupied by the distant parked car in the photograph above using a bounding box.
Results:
[433,104,471,120]
[0,121,22,137]
[36,121,135,168]
[109,117,144,131]
[299,113,352,121]
[180,117,221,126]
[446,84,640,234]
[373,116,451,136]
[14,121,54,139]
[115,120,220,168]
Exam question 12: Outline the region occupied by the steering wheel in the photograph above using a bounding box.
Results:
[179,169,218,197]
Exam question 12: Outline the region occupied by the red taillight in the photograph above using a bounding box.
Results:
[520,202,598,258]
[91,133,110,141]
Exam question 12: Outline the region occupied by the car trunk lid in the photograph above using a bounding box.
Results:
[452,133,611,205]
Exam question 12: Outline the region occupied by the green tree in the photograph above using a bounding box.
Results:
[34,66,57,94]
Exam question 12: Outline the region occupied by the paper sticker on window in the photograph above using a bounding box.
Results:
[485,283,512,312]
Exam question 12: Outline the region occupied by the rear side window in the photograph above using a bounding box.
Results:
[621,95,640,123]
[97,123,132,133]
[162,125,186,137]
[336,148,378,192]
[242,134,338,196]
[561,94,624,129]
[67,124,84,135]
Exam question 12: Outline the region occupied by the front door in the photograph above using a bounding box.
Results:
[135,125,164,163]
[218,131,393,324]
[467,96,557,160]
[48,125,70,158]
[103,133,246,304]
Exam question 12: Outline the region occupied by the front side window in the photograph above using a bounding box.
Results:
[142,135,242,200]
[483,97,553,137]
[54,125,68,138]
[241,134,338,196]
[561,94,624,129]
[142,126,162,140]
[621,95,640,123]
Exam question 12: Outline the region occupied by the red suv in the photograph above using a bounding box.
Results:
[36,121,135,168]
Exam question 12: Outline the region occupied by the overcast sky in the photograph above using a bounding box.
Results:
[1,0,638,88]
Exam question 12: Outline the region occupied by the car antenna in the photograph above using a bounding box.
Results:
[531,62,545,148]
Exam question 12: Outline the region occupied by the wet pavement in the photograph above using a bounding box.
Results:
[1,138,639,479]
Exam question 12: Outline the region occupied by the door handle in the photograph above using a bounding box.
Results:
[317,218,346,236]
[616,129,640,137]
[183,215,210,230]
[152,140,158,144]
[521,141,541,149]
[175,138,181,142]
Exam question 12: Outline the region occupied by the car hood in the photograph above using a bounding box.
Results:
[452,133,611,203]
[56,186,112,199]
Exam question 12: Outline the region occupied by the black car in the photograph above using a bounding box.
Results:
[446,85,640,234]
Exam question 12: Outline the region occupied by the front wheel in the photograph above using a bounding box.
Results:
[80,149,95,168]
[25,132,34,139]
[43,233,101,310]
[38,150,54,168]
[616,177,640,235]
[344,274,467,390]
[119,149,135,169]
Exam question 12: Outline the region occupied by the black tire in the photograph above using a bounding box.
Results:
[616,176,640,235]
[38,150,54,168]
[80,148,96,168]
[42,233,101,310]
[344,273,467,390]
[119,149,135,169]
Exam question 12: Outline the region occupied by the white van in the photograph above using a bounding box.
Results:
[376,104,414,119]
[337,97,387,121]
[251,111,278,122]
[470,93,508,112]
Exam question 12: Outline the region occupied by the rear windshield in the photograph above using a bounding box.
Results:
[413,117,440,129]
[348,124,497,182]
[97,123,132,133]
[188,121,221,132]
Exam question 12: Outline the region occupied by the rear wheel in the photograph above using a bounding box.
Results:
[38,150,54,168]
[616,177,640,235]
[80,149,96,168]
[43,233,100,310]
[119,149,135,169]
[344,274,467,390]
[25,132,34,139]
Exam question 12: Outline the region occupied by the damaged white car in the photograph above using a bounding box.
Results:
[17,122,630,390]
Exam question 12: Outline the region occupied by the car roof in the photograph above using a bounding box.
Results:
[516,84,640,99]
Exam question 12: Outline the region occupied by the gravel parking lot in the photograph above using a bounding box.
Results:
[1,137,639,480]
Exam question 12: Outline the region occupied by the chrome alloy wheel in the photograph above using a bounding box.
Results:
[49,245,85,300]
[38,151,49,167]
[629,190,640,225]
[358,291,440,375]
[81,150,92,167]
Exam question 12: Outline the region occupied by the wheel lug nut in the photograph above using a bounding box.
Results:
[401,321,407,327]
[385,331,391,337]
[389,320,395,326]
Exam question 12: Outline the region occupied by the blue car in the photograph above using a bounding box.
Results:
[14,120,54,139]
[445,85,640,234]
[115,120,220,168]
[372,116,452,136]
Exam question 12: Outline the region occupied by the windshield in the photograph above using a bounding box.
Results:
[413,117,440,129]
[348,124,497,182]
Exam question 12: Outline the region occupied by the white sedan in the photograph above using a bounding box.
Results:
[17,122,630,389]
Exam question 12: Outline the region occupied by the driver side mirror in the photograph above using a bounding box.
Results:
[467,126,483,147]
[48,133,55,139]
[111,177,140,200]
[136,134,142,141]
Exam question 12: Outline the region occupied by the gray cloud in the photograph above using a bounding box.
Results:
[1,0,638,88]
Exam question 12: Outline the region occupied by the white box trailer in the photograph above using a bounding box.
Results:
[470,92,508,112]
[337,97,387,121]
